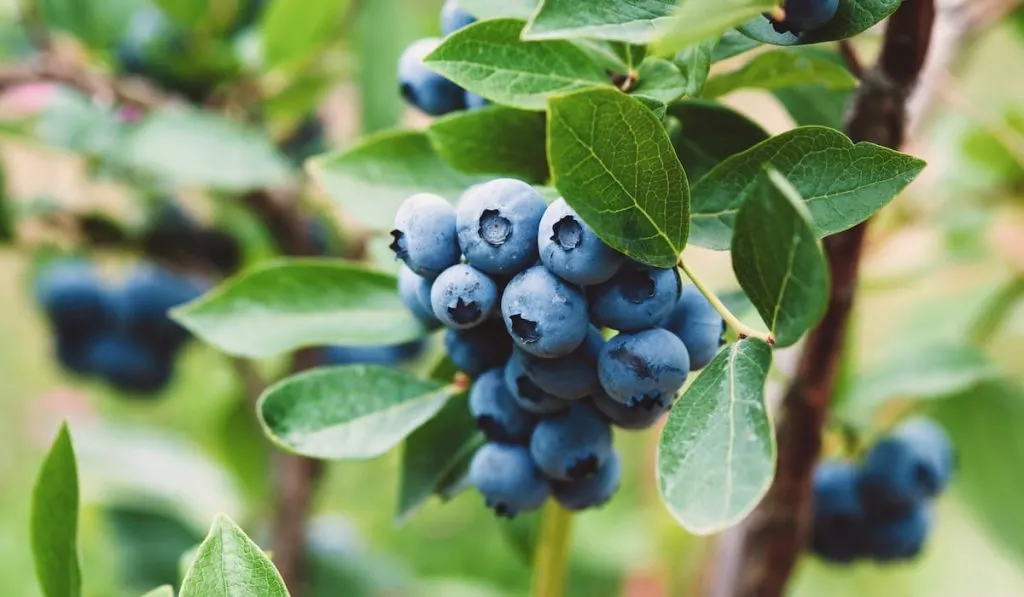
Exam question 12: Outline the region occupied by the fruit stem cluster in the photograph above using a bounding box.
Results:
[676,258,775,345]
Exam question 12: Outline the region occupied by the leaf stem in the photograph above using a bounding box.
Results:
[969,275,1024,345]
[677,258,775,345]
[530,501,574,597]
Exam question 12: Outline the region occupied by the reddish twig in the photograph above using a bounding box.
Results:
[837,40,863,79]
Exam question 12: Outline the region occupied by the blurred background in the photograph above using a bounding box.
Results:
[1,0,1024,595]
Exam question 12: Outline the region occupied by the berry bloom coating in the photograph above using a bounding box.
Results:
[430,264,499,329]
[398,265,440,327]
[810,461,865,564]
[457,179,547,276]
[36,260,115,336]
[501,265,589,358]
[469,368,537,443]
[591,389,668,430]
[118,264,205,352]
[504,358,571,415]
[85,333,173,394]
[441,0,477,35]
[390,192,461,280]
[589,262,681,332]
[465,91,489,109]
[397,38,466,116]
[783,0,839,32]
[662,285,725,370]
[598,329,689,408]
[469,442,550,518]
[444,319,513,377]
[538,198,625,285]
[514,326,604,400]
[322,340,425,366]
[530,402,613,481]
[862,504,931,562]
[552,451,621,511]
[860,418,954,511]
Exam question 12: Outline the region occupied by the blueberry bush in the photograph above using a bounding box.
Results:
[10,0,1024,596]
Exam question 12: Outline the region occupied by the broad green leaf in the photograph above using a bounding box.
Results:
[497,511,541,565]
[667,100,769,182]
[31,423,81,597]
[259,365,456,460]
[119,108,294,192]
[262,0,343,69]
[355,0,412,134]
[737,0,901,46]
[712,29,760,61]
[732,169,828,347]
[154,0,205,27]
[632,57,689,105]
[702,47,857,98]
[461,0,539,18]
[107,507,204,594]
[39,0,137,49]
[38,87,123,158]
[672,39,716,96]
[548,88,689,268]
[774,86,851,128]
[180,515,287,597]
[425,19,611,111]
[690,126,926,250]
[396,393,483,522]
[141,587,174,597]
[651,0,776,56]
[309,130,489,231]
[427,107,549,183]
[172,260,427,358]
[657,339,774,534]
[522,0,675,43]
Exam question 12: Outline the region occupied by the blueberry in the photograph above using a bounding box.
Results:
[591,389,668,430]
[514,326,603,400]
[398,265,440,328]
[444,319,513,377]
[85,333,173,394]
[390,193,461,280]
[662,285,725,370]
[598,329,689,408]
[862,504,931,562]
[430,264,499,329]
[538,199,625,286]
[322,340,425,366]
[810,461,865,564]
[469,442,550,517]
[782,0,839,33]
[501,265,589,358]
[54,332,93,376]
[469,368,536,443]
[504,358,571,415]
[35,260,115,336]
[589,262,681,332]
[118,265,206,352]
[465,91,489,109]
[398,38,466,116]
[860,418,954,510]
[552,451,621,511]
[456,179,547,276]
[441,0,477,35]
[530,402,613,481]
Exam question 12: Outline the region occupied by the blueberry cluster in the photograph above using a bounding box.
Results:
[36,260,206,395]
[397,0,487,116]
[391,178,725,516]
[771,0,840,35]
[812,418,955,564]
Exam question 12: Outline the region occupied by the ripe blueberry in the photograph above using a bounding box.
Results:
[591,389,668,430]
[598,328,689,408]
[782,0,840,33]
[390,193,461,279]
[662,285,725,370]
[118,265,205,352]
[514,326,604,400]
[465,91,489,109]
[456,179,547,276]
[810,461,865,564]
[589,261,681,332]
[398,38,466,116]
[501,265,589,358]
[469,368,536,443]
[430,264,499,329]
[441,0,477,35]
[862,504,931,562]
[398,265,440,328]
[444,319,513,377]
[538,198,625,285]
[322,340,425,366]
[504,357,571,415]
[35,260,115,336]
[860,418,954,510]
[469,442,550,517]
[530,402,613,481]
[85,333,173,394]
[552,451,621,511]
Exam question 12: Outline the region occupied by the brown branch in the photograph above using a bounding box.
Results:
[837,40,863,79]
[698,3,936,597]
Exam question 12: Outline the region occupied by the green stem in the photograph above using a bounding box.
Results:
[531,501,574,597]
[969,275,1024,345]
[677,258,775,345]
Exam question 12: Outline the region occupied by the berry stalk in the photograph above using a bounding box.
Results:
[676,258,775,345]
[530,501,575,597]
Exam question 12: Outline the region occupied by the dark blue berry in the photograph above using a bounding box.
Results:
[441,0,477,35]
[501,265,589,358]
[811,461,865,564]
[598,329,689,408]
[504,358,571,415]
[118,265,205,352]
[35,260,115,336]
[589,261,681,332]
[398,39,466,116]
[514,326,603,400]
[552,451,621,511]
[662,285,725,370]
[465,91,489,109]
[444,319,513,377]
[860,418,954,511]
[863,504,931,562]
[591,389,668,430]
[530,402,613,481]
[398,265,440,328]
[469,368,536,443]
[390,193,461,280]
[538,198,625,285]
[469,442,550,517]
[85,333,173,394]
[783,0,840,33]
[322,340,425,366]
[430,264,499,329]
[456,179,547,276]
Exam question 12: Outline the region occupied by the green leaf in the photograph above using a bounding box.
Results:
[702,47,857,98]
[396,393,483,523]
[731,169,829,347]
[154,0,206,27]
[689,126,926,250]
[497,512,540,565]
[671,39,716,97]
[427,107,549,183]
[39,0,137,49]
[107,506,204,595]
[310,130,489,231]
[172,260,427,359]
[262,0,343,69]
[424,19,611,111]
[631,57,689,105]
[180,515,288,597]
[712,29,760,61]
[141,587,174,597]
[38,87,123,158]
[651,0,776,56]
[548,88,689,268]
[31,423,81,597]
[120,108,294,192]
[522,0,675,43]
[259,365,456,460]
[773,85,851,128]
[667,100,769,182]
[737,0,901,46]
[460,0,539,18]
[657,339,774,534]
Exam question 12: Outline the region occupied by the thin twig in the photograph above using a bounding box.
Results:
[837,40,863,79]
